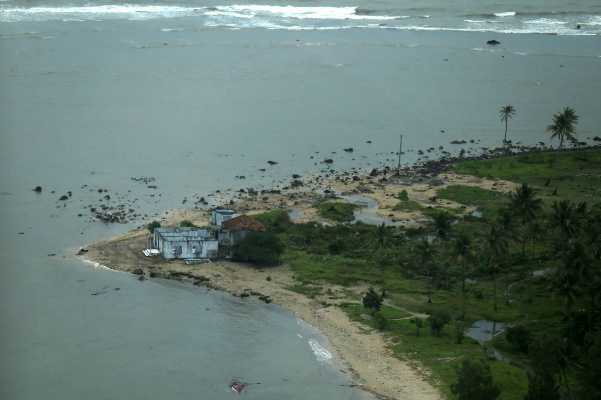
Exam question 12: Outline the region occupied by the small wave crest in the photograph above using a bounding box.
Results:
[308,339,333,362]
[494,11,517,17]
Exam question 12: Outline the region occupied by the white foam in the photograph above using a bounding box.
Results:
[308,339,333,362]
[0,4,200,22]
[494,11,517,17]
[210,5,399,21]
[525,18,567,25]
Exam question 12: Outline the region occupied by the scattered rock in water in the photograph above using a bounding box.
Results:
[290,179,303,188]
[450,140,467,145]
[292,174,301,179]
[323,158,334,164]
[59,195,69,201]
[77,248,88,255]
[33,186,42,193]
[267,160,278,166]
[48,253,56,257]
[138,275,146,281]
[486,39,501,46]
[343,148,354,153]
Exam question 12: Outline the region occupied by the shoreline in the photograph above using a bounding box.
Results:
[77,145,600,400]
[77,256,441,400]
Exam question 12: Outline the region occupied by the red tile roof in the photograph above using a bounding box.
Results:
[222,215,266,232]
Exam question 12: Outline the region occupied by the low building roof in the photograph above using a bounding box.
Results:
[155,227,216,241]
[213,208,236,215]
[222,215,265,232]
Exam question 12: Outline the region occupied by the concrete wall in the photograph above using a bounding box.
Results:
[159,239,219,260]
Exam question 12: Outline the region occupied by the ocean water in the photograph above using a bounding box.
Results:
[1,1,600,399]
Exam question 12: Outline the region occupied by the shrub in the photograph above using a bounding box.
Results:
[255,209,291,233]
[179,220,196,228]
[505,325,531,353]
[147,221,161,234]
[317,201,357,223]
[397,190,409,201]
[373,311,389,331]
[451,359,500,400]
[232,232,284,266]
[428,310,451,337]
[362,287,382,312]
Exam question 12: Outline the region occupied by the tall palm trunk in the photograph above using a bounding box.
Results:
[504,119,508,143]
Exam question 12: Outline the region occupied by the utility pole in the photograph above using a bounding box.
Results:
[397,134,403,176]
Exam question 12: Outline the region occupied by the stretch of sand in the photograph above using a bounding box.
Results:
[80,170,517,400]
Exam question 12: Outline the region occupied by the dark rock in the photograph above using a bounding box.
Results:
[291,179,303,188]
[59,195,69,201]
[33,186,42,193]
[450,140,467,145]
[76,248,88,255]
[267,160,278,166]
[292,174,301,179]
[323,158,334,164]
[343,148,354,153]
[132,268,144,275]
[369,168,379,177]
[138,275,146,281]
[48,253,56,257]
[487,39,501,46]
[593,136,601,142]
[258,295,272,304]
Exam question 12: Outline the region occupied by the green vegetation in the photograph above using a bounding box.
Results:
[317,201,358,222]
[453,149,601,204]
[232,232,284,266]
[254,209,291,232]
[393,190,424,212]
[437,185,507,218]
[254,148,601,399]
[452,359,501,400]
[147,220,161,233]
[179,220,196,228]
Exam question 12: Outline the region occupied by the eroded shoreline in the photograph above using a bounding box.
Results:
[77,158,529,400]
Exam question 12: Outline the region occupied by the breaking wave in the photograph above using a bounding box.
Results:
[0,3,599,35]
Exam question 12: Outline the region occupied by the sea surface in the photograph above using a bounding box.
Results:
[1,1,600,399]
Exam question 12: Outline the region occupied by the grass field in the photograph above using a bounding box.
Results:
[265,148,601,399]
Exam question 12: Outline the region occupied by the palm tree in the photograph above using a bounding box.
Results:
[510,184,543,256]
[417,239,437,303]
[376,222,387,248]
[547,107,579,149]
[499,105,516,144]
[454,233,472,318]
[486,224,509,312]
[432,212,453,241]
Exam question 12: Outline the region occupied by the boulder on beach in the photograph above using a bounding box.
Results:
[33,186,42,193]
